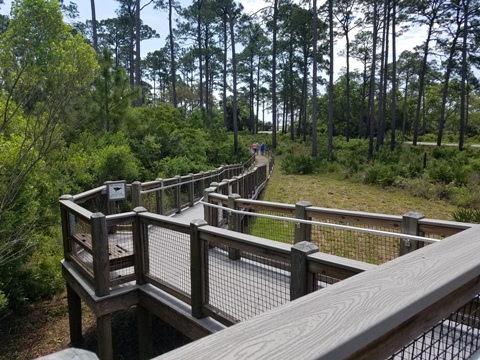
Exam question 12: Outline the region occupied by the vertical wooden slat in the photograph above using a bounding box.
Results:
[155,178,164,215]
[174,175,181,213]
[400,211,425,256]
[228,194,241,260]
[294,201,312,244]
[133,207,148,285]
[290,241,319,301]
[60,195,74,258]
[91,212,110,297]
[131,181,142,209]
[190,219,208,319]
[189,173,195,207]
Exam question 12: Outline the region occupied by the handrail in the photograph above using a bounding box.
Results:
[200,201,440,244]
[155,225,480,360]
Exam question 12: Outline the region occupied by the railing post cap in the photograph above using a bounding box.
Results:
[134,206,148,213]
[91,212,106,219]
[175,175,181,179]
[292,241,319,253]
[210,182,219,188]
[229,193,241,199]
[132,180,142,185]
[296,200,312,207]
[60,194,73,200]
[155,177,163,181]
[403,211,425,219]
[204,187,215,193]
[190,219,208,227]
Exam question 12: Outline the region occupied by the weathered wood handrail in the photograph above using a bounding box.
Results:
[155,225,480,360]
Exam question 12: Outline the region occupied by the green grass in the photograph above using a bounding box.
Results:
[262,157,456,220]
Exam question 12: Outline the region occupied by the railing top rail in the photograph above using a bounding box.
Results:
[308,251,378,274]
[199,225,292,256]
[201,201,440,244]
[307,206,402,223]
[72,185,106,203]
[156,225,480,360]
[60,199,93,222]
[418,217,473,235]
[138,212,191,233]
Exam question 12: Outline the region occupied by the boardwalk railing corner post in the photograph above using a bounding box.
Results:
[132,181,142,209]
[174,175,181,213]
[294,201,313,244]
[60,194,74,257]
[400,211,425,256]
[290,241,319,301]
[90,212,110,297]
[190,219,209,319]
[228,194,241,260]
[155,178,164,215]
[133,206,148,285]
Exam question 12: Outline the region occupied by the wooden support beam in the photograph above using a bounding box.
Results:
[290,241,319,301]
[190,219,208,319]
[294,201,312,244]
[66,283,83,346]
[97,314,113,360]
[137,304,153,360]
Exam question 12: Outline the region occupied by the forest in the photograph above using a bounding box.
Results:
[0,0,479,322]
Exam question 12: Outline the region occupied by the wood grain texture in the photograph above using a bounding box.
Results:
[155,225,480,360]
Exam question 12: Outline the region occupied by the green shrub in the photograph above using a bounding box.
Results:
[363,164,397,187]
[451,208,480,223]
[427,159,454,184]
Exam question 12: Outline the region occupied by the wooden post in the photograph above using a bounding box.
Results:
[91,212,110,297]
[133,207,148,285]
[174,175,181,213]
[228,194,241,260]
[131,181,142,208]
[400,211,425,256]
[137,304,153,360]
[294,201,312,244]
[60,195,74,257]
[97,314,113,360]
[231,176,238,195]
[155,178,164,215]
[203,187,215,225]
[199,172,205,195]
[290,241,319,301]
[189,173,195,207]
[190,219,208,319]
[66,283,82,346]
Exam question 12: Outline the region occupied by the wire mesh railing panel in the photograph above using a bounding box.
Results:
[206,241,290,322]
[244,210,295,244]
[146,224,191,296]
[388,294,480,360]
[310,218,400,265]
[141,191,158,214]
[77,197,107,214]
[108,221,135,280]
[194,179,202,201]
[180,183,189,208]
[163,188,176,215]
[71,215,93,271]
[312,273,341,291]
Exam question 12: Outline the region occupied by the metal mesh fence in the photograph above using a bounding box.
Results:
[180,183,189,208]
[312,273,341,291]
[310,221,400,265]
[206,240,290,322]
[389,294,480,359]
[146,224,191,297]
[108,220,135,280]
[72,215,93,271]
[194,179,202,201]
[141,191,158,214]
[163,188,176,215]
[244,210,295,244]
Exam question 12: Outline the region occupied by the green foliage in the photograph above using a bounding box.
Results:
[157,156,206,178]
[281,143,324,175]
[451,208,480,223]
[363,164,398,187]
[94,145,140,184]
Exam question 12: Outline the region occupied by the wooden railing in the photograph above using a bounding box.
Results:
[203,194,474,264]
[155,224,480,360]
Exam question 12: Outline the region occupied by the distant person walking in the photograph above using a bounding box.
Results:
[252,142,258,155]
[260,143,265,155]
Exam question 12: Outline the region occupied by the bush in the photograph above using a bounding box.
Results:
[451,208,480,223]
[363,164,398,187]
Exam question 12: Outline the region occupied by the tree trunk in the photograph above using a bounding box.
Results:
[228,0,238,153]
[311,0,318,156]
[169,0,177,107]
[328,0,334,153]
[271,0,279,149]
[368,2,378,160]
[390,0,397,151]
[135,0,142,105]
[459,0,468,151]
[90,0,98,52]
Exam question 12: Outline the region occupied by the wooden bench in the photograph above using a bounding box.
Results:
[72,233,134,271]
